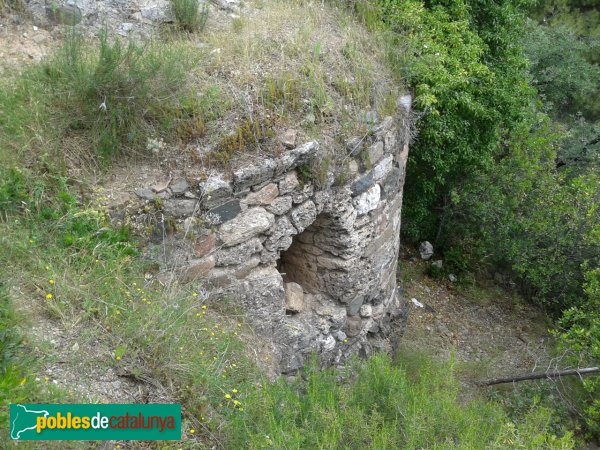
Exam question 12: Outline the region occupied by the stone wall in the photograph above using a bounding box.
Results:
[116,101,411,374]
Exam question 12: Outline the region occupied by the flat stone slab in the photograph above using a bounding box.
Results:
[219,207,275,247]
[208,200,242,224]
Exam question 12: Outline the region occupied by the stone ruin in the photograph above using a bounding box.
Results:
[18,0,413,376]
[109,102,412,374]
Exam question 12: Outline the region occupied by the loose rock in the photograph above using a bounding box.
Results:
[419,241,434,260]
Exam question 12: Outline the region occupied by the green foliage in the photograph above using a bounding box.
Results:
[0,168,29,214]
[489,382,576,440]
[555,268,600,438]
[557,116,600,175]
[170,0,209,33]
[0,0,23,12]
[0,191,258,446]
[444,116,600,313]
[38,30,194,159]
[375,0,534,240]
[227,353,573,448]
[0,285,22,373]
[524,20,600,120]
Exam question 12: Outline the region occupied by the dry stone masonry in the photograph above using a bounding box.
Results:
[118,100,412,374]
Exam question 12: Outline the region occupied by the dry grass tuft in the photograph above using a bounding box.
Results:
[180,0,402,169]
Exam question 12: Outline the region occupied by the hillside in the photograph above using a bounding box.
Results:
[1,0,596,448]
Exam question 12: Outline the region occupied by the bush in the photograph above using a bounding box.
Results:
[38,30,194,159]
[373,0,533,241]
[170,0,209,33]
[445,115,599,313]
[227,353,573,448]
[555,268,600,439]
[0,0,23,12]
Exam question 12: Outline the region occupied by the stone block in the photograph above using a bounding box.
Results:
[354,184,380,215]
[234,256,261,279]
[233,159,277,191]
[372,155,394,182]
[170,178,189,195]
[181,256,215,282]
[292,183,314,204]
[346,295,364,316]
[345,316,363,337]
[200,176,232,208]
[219,207,275,247]
[276,141,319,174]
[282,129,298,149]
[208,199,241,224]
[215,238,263,266]
[266,195,293,215]
[164,199,198,217]
[290,200,317,233]
[368,141,384,164]
[279,172,300,195]
[135,188,155,201]
[359,304,373,318]
[264,216,296,252]
[380,167,402,199]
[319,334,336,352]
[284,282,304,313]
[350,171,375,195]
[194,233,216,258]
[244,183,279,206]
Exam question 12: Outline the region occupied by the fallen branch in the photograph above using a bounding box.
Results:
[476,367,600,387]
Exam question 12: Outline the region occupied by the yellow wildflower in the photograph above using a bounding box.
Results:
[49,279,55,285]
[202,305,207,309]
[46,293,53,300]
[225,394,231,399]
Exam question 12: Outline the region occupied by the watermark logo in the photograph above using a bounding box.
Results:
[10,404,181,441]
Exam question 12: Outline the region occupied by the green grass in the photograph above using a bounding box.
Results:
[170,0,209,33]
[0,30,199,171]
[0,182,259,446]
[227,352,574,449]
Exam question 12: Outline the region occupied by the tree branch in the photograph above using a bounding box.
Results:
[476,367,600,387]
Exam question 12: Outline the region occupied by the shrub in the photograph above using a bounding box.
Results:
[38,30,194,159]
[226,353,573,448]
[373,0,533,241]
[445,115,599,313]
[0,0,23,12]
[170,0,209,33]
[555,268,600,439]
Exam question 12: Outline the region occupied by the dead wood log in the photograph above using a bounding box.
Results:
[476,367,600,387]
